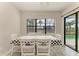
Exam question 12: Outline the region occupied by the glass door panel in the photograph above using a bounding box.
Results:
[65,14,76,49]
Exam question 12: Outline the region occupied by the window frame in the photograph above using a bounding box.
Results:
[27,18,55,34]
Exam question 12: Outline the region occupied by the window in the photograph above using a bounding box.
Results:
[46,18,55,33]
[27,18,55,34]
[37,19,45,34]
[27,19,35,33]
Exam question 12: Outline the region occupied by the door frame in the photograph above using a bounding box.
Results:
[64,11,79,52]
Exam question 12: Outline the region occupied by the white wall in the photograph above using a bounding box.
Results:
[21,11,62,35]
[62,2,79,16]
[0,3,20,55]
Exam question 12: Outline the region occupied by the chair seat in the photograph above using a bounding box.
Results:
[38,48,48,53]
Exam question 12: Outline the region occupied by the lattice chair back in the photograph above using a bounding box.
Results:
[10,40,21,46]
[51,40,62,46]
[36,39,50,46]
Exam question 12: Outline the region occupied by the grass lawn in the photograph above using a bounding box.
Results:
[65,34,79,51]
[65,34,76,40]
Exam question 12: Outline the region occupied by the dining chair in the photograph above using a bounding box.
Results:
[21,39,35,56]
[51,40,64,56]
[10,39,21,56]
[10,34,21,56]
[36,39,50,56]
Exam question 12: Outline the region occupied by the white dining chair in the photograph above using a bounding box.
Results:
[51,39,64,56]
[21,39,35,56]
[10,39,21,56]
[36,39,50,56]
[10,34,21,56]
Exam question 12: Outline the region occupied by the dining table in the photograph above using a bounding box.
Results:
[17,35,57,40]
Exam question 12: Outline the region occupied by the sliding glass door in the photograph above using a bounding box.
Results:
[65,14,76,49]
[64,12,79,52]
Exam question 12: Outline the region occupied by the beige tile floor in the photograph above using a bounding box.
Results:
[11,46,79,56]
[50,46,79,56]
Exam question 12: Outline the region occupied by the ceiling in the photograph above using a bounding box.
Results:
[11,2,74,11]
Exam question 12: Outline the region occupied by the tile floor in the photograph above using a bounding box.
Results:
[50,46,79,56]
[11,46,79,56]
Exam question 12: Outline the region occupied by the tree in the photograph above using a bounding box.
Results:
[38,20,43,26]
[28,20,34,26]
[66,20,75,34]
